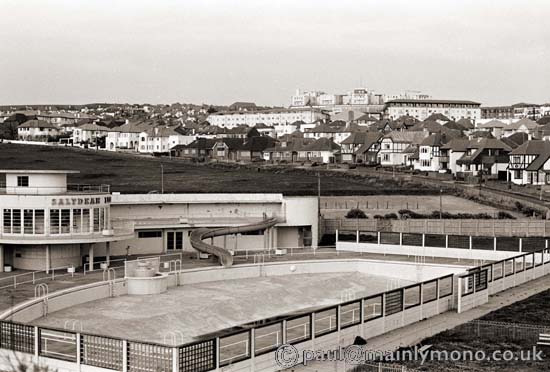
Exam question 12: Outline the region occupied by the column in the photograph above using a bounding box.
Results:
[0,244,4,273]
[88,244,94,272]
[106,242,111,266]
[45,244,51,274]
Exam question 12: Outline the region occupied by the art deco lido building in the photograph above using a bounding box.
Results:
[0,169,318,273]
[0,170,133,272]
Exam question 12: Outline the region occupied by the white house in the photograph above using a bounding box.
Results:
[106,121,151,151]
[17,120,59,141]
[71,123,110,145]
[414,133,447,172]
[508,140,550,185]
[138,126,196,154]
[378,131,428,167]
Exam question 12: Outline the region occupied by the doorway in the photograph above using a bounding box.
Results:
[166,231,184,251]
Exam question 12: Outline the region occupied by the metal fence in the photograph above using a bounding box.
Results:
[458,320,550,344]
[337,229,548,254]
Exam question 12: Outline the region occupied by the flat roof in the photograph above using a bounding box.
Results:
[0,170,80,174]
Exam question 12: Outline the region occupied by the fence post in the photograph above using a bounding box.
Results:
[336,229,339,243]
[519,238,523,253]
[76,333,81,366]
[34,326,39,357]
[172,347,179,372]
[469,236,473,250]
[122,340,128,372]
[377,231,381,245]
[356,230,359,244]
[422,234,425,248]
[494,237,497,251]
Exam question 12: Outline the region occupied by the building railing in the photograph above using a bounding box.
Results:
[0,183,110,194]
[4,240,546,372]
[0,263,458,372]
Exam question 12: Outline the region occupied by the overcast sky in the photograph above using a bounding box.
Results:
[1,0,549,107]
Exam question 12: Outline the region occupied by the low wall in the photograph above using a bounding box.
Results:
[0,279,128,323]
[177,258,468,286]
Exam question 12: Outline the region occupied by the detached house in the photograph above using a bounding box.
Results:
[17,120,59,141]
[263,138,313,163]
[509,140,550,185]
[455,138,511,180]
[340,132,382,164]
[414,133,448,172]
[139,126,195,154]
[71,123,110,145]
[171,138,216,161]
[296,137,340,164]
[378,131,428,167]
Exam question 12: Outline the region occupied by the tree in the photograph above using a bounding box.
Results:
[345,208,368,219]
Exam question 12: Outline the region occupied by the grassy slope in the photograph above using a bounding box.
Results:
[0,143,439,195]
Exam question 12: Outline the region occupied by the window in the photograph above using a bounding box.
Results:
[50,209,60,234]
[35,210,45,234]
[3,209,12,234]
[82,209,90,233]
[61,209,70,233]
[17,176,29,187]
[12,209,21,234]
[24,209,33,234]
[138,230,162,238]
[363,296,383,321]
[93,208,100,232]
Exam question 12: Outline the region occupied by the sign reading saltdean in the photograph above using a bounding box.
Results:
[51,196,112,206]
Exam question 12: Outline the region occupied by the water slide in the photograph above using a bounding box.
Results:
[189,217,278,267]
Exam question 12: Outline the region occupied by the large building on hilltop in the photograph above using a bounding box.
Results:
[385,99,482,121]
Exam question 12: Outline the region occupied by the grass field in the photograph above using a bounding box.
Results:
[0,143,441,196]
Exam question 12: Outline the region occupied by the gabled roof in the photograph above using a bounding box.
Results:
[506,118,540,130]
[420,133,446,147]
[383,131,428,144]
[301,137,340,152]
[501,132,529,149]
[469,130,495,139]
[424,113,451,122]
[341,132,382,146]
[395,115,419,127]
[18,119,57,129]
[77,123,110,131]
[537,116,550,125]
[441,138,470,152]
[509,140,550,171]
[510,140,550,155]
[477,120,507,129]
[456,118,475,129]
[144,126,183,137]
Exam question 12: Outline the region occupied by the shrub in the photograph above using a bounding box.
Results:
[497,211,516,219]
[384,213,398,219]
[345,208,368,219]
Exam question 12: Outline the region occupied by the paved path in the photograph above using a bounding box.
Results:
[295,273,550,372]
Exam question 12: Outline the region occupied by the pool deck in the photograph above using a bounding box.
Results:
[32,271,415,345]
